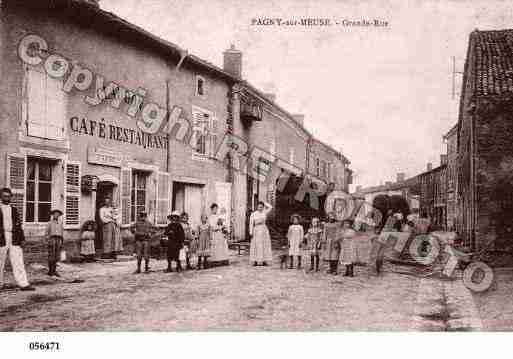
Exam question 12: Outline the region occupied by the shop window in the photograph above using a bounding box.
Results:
[25,67,66,140]
[191,106,217,160]
[25,158,53,223]
[130,171,147,222]
[195,75,206,97]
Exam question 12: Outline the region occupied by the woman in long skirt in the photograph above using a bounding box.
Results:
[322,212,341,274]
[100,197,123,259]
[340,219,357,277]
[249,201,273,266]
[208,203,229,266]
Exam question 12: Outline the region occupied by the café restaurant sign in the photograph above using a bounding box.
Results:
[70,116,168,150]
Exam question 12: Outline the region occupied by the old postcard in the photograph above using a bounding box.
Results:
[0,0,512,356]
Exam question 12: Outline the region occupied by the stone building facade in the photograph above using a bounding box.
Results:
[444,124,459,232]
[0,1,352,260]
[458,29,513,251]
[0,0,238,258]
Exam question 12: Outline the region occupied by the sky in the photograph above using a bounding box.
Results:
[102,0,513,189]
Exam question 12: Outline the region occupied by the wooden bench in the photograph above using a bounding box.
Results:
[229,241,250,255]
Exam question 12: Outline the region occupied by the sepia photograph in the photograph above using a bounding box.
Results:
[0,0,512,355]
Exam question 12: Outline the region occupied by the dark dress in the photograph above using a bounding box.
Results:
[165,222,185,260]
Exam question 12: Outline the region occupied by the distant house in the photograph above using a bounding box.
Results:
[458,29,513,251]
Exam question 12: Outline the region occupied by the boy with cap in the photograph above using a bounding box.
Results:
[132,211,154,274]
[164,211,185,272]
[46,209,64,277]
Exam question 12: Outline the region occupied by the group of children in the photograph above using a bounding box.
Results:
[133,210,220,274]
[286,212,359,277]
[44,206,364,279]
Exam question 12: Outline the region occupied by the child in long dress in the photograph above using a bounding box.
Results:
[340,219,357,277]
[196,214,211,270]
[304,217,323,272]
[323,212,341,275]
[287,214,304,269]
[80,221,96,262]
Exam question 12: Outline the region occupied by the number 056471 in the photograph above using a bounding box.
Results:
[29,342,60,351]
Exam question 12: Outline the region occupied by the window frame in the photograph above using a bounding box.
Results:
[25,158,53,224]
[191,105,215,161]
[130,170,148,222]
[195,75,206,98]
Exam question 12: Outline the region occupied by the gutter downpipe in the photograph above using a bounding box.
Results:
[166,49,188,173]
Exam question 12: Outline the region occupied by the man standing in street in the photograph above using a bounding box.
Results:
[0,187,35,291]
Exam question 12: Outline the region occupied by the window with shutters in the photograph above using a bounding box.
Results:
[130,171,148,222]
[25,158,53,223]
[191,106,216,160]
[26,67,66,140]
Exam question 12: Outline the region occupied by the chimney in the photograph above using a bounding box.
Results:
[264,93,276,102]
[223,44,242,78]
[396,172,405,182]
[292,114,304,126]
[440,154,448,165]
[427,162,433,171]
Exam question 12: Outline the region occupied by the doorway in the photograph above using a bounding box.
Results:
[172,182,205,229]
[95,181,116,252]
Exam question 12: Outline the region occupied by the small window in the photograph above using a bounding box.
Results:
[196,75,206,97]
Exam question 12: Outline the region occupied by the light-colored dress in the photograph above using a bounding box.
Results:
[100,206,123,254]
[287,224,304,256]
[196,223,211,257]
[249,208,273,263]
[80,230,96,256]
[340,228,357,265]
[208,214,229,262]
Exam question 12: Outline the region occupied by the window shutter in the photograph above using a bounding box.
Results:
[27,68,47,138]
[7,153,26,221]
[155,171,170,226]
[26,67,65,140]
[64,161,81,228]
[46,75,65,140]
[209,115,218,157]
[120,167,132,225]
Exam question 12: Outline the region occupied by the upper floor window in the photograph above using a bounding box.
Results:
[289,148,295,165]
[195,75,206,97]
[25,67,66,140]
[191,106,217,160]
[316,158,320,177]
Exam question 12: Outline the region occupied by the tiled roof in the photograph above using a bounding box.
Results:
[470,29,513,96]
